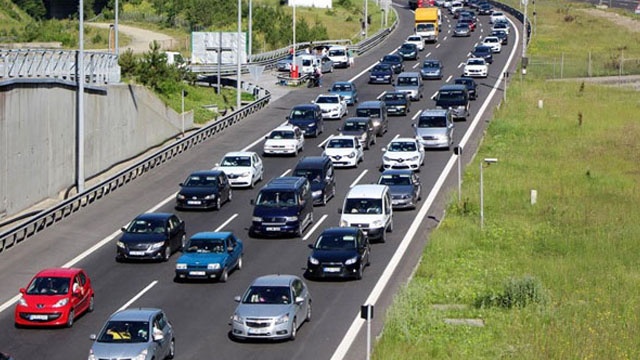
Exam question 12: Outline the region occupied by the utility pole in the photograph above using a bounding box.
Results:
[77,0,85,193]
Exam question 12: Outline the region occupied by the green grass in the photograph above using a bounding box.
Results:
[373,1,640,359]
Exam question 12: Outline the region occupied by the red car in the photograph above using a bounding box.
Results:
[14,268,94,328]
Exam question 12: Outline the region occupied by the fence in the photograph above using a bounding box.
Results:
[528,52,640,79]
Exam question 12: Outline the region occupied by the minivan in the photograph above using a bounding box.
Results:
[292,156,336,206]
[339,184,393,243]
[287,104,325,137]
[434,84,469,121]
[249,177,313,238]
[395,72,424,101]
[355,101,388,137]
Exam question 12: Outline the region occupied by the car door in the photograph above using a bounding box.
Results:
[412,172,422,201]
[252,154,263,183]
[71,273,87,313]
[227,234,241,268]
[295,128,304,151]
[291,279,306,323]
[218,173,230,202]
[325,162,336,197]
[152,313,170,357]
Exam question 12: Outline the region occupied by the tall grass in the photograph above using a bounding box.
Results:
[374,1,640,359]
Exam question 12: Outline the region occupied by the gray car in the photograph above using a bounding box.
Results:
[230,274,312,341]
[88,308,175,360]
[377,169,422,210]
[420,60,444,80]
[413,109,454,150]
[338,117,376,150]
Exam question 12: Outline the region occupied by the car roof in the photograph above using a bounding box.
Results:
[189,232,232,241]
[223,151,256,158]
[188,170,225,177]
[291,103,320,110]
[134,212,174,221]
[332,81,354,86]
[34,267,83,278]
[109,308,162,322]
[295,156,330,168]
[358,100,383,107]
[263,176,307,190]
[381,169,414,176]
[439,84,468,91]
[398,72,420,77]
[344,117,371,123]
[251,274,299,287]
[420,108,449,116]
[347,184,388,198]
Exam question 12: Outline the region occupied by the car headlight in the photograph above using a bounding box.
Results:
[208,263,220,270]
[133,349,148,360]
[309,256,319,265]
[347,151,356,158]
[409,156,419,161]
[371,219,384,228]
[345,256,358,266]
[308,123,316,127]
[52,298,69,308]
[204,193,217,200]
[284,216,298,221]
[252,216,263,222]
[384,75,391,78]
[240,171,251,177]
[312,190,322,197]
[176,194,186,200]
[18,297,27,307]
[149,241,165,250]
[88,351,97,360]
[275,314,290,325]
[340,219,349,227]
[116,241,125,249]
[383,156,392,161]
[176,263,187,270]
[232,313,244,323]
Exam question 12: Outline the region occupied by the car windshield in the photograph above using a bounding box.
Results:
[408,36,421,42]
[484,37,498,43]
[422,61,439,68]
[381,55,400,64]
[384,93,405,101]
[289,109,316,120]
[125,218,165,234]
[293,169,323,183]
[342,121,367,131]
[401,44,414,50]
[344,198,383,214]
[418,116,447,128]
[26,277,70,295]
[468,59,485,65]
[474,47,490,54]
[416,23,434,31]
[332,84,352,92]
[327,138,355,148]
[328,49,346,56]
[456,24,469,29]
[255,191,298,207]
[185,239,226,253]
[388,141,417,152]
[355,108,381,118]
[316,96,338,104]
[98,320,149,343]
[242,286,292,304]
[372,64,391,72]
[378,173,413,186]
[221,156,251,167]
[183,175,218,187]
[268,130,295,139]
[397,77,419,86]
[314,233,357,250]
[439,90,466,101]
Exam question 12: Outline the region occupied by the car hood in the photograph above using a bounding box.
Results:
[179,187,218,197]
[370,70,392,76]
[120,232,166,244]
[339,130,366,137]
[341,213,384,225]
[21,293,69,307]
[90,342,151,359]
[217,166,251,175]
[421,68,441,74]
[235,304,293,319]
[310,249,358,262]
[289,118,315,127]
[416,127,449,137]
[324,148,356,157]
[316,103,340,110]
[265,139,297,147]
[388,185,415,196]
[384,99,407,106]
[384,151,420,160]
[177,252,228,265]
[396,85,419,91]
[253,205,299,218]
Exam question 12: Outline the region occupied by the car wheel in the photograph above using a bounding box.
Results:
[306,302,312,322]
[180,234,187,249]
[66,310,74,328]
[314,128,319,138]
[214,197,222,210]
[236,255,243,270]
[163,246,171,262]
[387,219,394,233]
[88,295,95,312]
[167,338,175,359]
[380,229,386,243]
[220,268,228,283]
[290,319,297,341]
[321,191,328,206]
[355,264,363,280]
[228,189,233,202]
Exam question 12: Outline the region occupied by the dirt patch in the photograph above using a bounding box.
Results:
[579,8,640,33]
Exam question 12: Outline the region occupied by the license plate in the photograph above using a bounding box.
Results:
[187,200,201,205]
[266,227,280,231]
[29,314,48,321]
[324,267,340,273]
[129,251,145,256]
[189,271,206,276]
[248,328,269,335]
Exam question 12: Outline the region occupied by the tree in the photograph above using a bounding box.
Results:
[14,0,46,20]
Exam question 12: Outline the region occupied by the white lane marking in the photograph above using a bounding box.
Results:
[280,169,291,177]
[458,62,465,68]
[349,169,368,188]
[318,136,332,148]
[412,62,420,69]
[242,120,288,152]
[412,110,422,121]
[392,134,400,140]
[445,75,453,83]
[376,91,386,99]
[425,52,431,58]
[215,214,238,232]
[0,294,22,314]
[430,91,438,100]
[435,43,441,49]
[118,281,158,312]
[303,214,328,241]
[442,36,448,41]
[330,16,522,360]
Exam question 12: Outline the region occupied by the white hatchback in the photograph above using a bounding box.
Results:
[405,35,425,51]
[313,94,348,120]
[323,135,364,168]
[216,151,264,188]
[381,137,425,171]
[263,125,304,156]
[482,36,502,53]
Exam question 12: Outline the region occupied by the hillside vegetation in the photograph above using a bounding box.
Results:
[374,1,640,359]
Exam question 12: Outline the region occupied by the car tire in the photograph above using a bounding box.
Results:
[290,319,297,341]
[163,246,171,262]
[220,269,228,283]
[306,302,312,322]
[236,255,243,270]
[214,197,222,211]
[167,338,175,359]
[355,264,363,280]
[88,295,95,312]
[66,310,74,328]
[321,191,328,206]
[180,234,187,250]
[387,219,394,233]
[380,229,386,243]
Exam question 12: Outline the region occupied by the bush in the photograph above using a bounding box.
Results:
[474,275,547,309]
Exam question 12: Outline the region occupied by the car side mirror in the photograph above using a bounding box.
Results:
[286,116,290,120]
[19,288,26,294]
[152,329,164,342]
[295,296,305,304]
[308,244,314,249]
[214,163,220,167]
[337,208,342,214]
[179,183,184,187]
[120,227,126,232]
[234,295,242,302]
[227,246,234,252]
[89,334,97,341]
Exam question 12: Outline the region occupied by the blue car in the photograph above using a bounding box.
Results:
[369,63,394,84]
[377,169,422,210]
[174,232,243,282]
[328,81,358,106]
[287,104,325,138]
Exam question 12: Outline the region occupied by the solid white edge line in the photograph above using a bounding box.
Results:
[118,280,158,312]
[280,169,291,177]
[330,18,521,360]
[349,169,369,188]
[215,214,239,232]
[302,214,328,241]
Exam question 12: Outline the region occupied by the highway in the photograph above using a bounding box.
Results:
[0,3,522,359]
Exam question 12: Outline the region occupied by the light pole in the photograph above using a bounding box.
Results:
[249,0,253,60]
[522,0,528,75]
[237,0,242,110]
[115,0,119,55]
[77,0,85,193]
[480,158,498,229]
[454,146,463,203]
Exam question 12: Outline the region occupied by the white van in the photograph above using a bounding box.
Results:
[339,184,393,242]
[294,54,320,75]
[327,45,350,68]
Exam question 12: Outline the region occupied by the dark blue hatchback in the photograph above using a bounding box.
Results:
[287,104,324,138]
[175,170,232,210]
[305,227,371,280]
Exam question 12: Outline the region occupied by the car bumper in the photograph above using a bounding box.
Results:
[386,106,407,115]
[421,73,441,80]
[328,155,358,167]
[15,309,69,327]
[175,268,224,280]
[333,61,349,68]
[227,176,254,187]
[305,262,361,279]
[321,109,343,119]
[231,320,292,340]
[418,137,450,149]
[175,198,218,209]
[391,196,417,209]
[369,77,392,84]
[383,160,421,171]
[117,247,166,261]
[463,69,488,78]
[300,127,318,137]
[250,223,302,237]
[264,147,297,155]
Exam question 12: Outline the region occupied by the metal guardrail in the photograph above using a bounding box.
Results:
[0,49,121,84]
[0,89,271,253]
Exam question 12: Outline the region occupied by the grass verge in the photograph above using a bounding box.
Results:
[373,1,640,359]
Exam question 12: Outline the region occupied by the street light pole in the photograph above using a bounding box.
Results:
[77,0,85,193]
[249,0,253,60]
[522,0,528,75]
[115,0,119,55]
[237,0,242,110]
[480,158,498,229]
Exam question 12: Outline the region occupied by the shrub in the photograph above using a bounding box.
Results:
[474,275,547,309]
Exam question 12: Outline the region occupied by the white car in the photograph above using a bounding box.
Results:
[263,125,304,156]
[449,1,463,14]
[490,11,507,24]
[381,137,425,171]
[323,135,364,168]
[482,36,502,53]
[405,35,425,51]
[463,58,489,78]
[216,151,264,188]
[313,94,348,120]
[491,21,510,35]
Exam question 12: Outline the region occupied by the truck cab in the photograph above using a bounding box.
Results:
[414,7,440,43]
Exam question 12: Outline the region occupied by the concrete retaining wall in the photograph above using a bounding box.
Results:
[0,82,193,218]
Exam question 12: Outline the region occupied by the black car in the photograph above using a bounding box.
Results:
[292,156,336,206]
[305,227,370,280]
[382,91,410,116]
[176,170,232,210]
[478,3,493,15]
[454,77,478,100]
[398,43,419,61]
[377,169,422,210]
[369,63,394,84]
[491,29,509,45]
[472,45,494,64]
[287,104,325,137]
[380,54,404,74]
[116,212,186,262]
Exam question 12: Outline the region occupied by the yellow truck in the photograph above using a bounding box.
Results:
[414,7,439,43]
